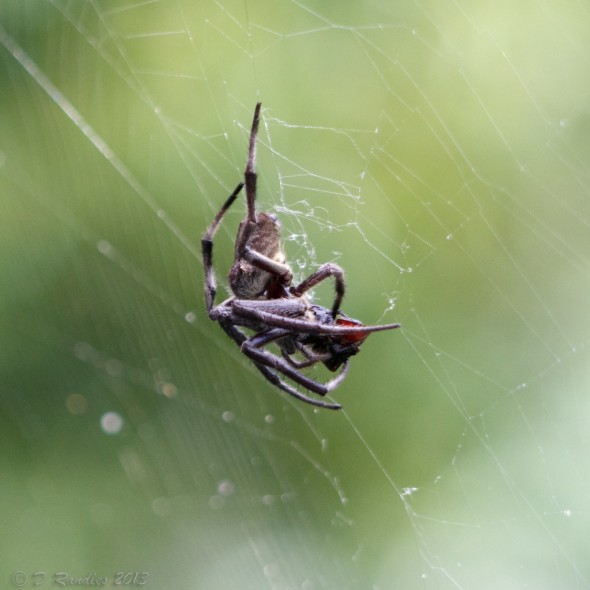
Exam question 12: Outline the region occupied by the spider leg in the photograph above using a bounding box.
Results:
[291,263,346,317]
[244,327,328,369]
[201,183,245,314]
[234,301,401,335]
[242,245,293,284]
[282,344,331,369]
[242,330,350,397]
[245,102,262,225]
[252,362,342,410]
[216,320,341,409]
[240,325,325,368]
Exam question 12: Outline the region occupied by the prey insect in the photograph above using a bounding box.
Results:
[201,103,399,409]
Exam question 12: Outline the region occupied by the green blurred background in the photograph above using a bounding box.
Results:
[2,1,590,588]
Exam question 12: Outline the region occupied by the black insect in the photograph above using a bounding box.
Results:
[201,103,399,409]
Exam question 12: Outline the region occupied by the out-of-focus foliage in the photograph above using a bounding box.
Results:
[2,1,590,588]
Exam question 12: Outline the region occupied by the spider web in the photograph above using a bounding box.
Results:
[2,1,590,588]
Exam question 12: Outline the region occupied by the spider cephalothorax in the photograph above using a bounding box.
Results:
[201,103,399,409]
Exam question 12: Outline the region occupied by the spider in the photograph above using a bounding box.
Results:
[201,103,399,409]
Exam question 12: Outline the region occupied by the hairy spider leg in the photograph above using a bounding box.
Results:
[245,102,261,225]
[230,103,292,295]
[217,319,342,410]
[242,328,348,402]
[290,262,346,318]
[233,300,401,336]
[254,361,342,410]
[281,340,332,369]
[201,182,245,313]
[248,326,341,370]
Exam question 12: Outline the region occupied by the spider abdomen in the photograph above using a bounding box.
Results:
[229,212,290,298]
